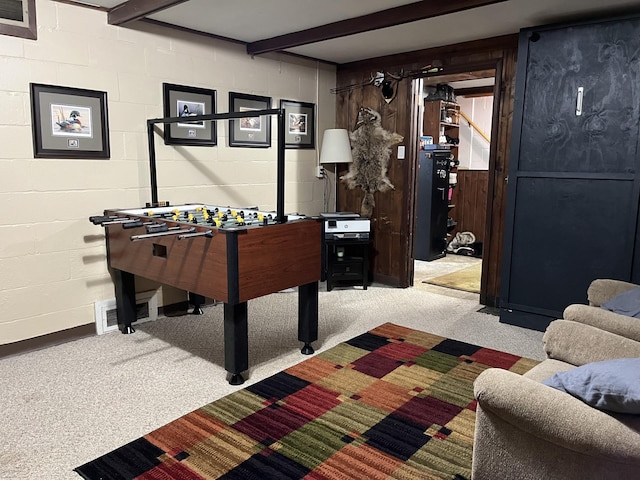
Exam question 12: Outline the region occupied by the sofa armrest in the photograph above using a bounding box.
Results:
[587,279,637,306]
[563,304,640,343]
[543,320,640,366]
[474,368,640,462]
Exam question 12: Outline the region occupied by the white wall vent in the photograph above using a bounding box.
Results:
[94,290,158,335]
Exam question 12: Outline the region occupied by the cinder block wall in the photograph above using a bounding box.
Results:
[0,0,336,344]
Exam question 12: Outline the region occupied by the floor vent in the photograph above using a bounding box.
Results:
[94,291,158,335]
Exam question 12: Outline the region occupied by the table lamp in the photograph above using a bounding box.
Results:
[319,129,353,211]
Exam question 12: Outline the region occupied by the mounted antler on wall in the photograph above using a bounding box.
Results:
[331,64,444,103]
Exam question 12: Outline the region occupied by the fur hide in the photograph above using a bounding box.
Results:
[340,107,403,217]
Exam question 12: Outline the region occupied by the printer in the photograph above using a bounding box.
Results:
[320,212,370,239]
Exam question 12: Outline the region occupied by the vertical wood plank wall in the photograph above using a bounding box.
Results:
[336,79,413,286]
[335,35,519,306]
[450,170,489,244]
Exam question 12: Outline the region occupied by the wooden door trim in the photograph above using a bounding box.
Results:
[410,60,502,303]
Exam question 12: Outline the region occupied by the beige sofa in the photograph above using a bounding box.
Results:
[471,279,640,480]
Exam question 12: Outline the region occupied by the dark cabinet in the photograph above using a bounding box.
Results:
[325,238,370,291]
[500,14,640,331]
[415,149,452,261]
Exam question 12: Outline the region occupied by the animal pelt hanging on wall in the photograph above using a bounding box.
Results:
[340,107,403,217]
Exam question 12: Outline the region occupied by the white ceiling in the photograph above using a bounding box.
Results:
[67,0,640,64]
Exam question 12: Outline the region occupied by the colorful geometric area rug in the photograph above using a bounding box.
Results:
[75,323,538,480]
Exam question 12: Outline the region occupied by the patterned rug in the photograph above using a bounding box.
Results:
[75,323,537,479]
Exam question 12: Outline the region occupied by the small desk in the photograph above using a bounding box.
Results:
[325,236,370,291]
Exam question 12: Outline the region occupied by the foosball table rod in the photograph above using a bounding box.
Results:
[130,228,196,241]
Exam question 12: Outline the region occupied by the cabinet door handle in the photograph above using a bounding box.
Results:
[576,86,584,116]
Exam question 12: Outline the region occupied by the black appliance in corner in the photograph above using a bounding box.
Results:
[415,149,452,261]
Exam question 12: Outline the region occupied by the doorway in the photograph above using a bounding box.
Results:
[411,69,497,297]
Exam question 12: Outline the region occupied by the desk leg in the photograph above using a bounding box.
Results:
[114,269,136,334]
[298,281,318,355]
[363,245,369,290]
[188,292,205,315]
[224,302,248,386]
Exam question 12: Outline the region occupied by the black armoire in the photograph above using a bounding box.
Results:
[500,13,640,331]
[415,149,451,261]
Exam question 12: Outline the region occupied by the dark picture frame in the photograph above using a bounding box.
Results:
[162,83,217,146]
[30,83,110,159]
[0,0,36,40]
[229,92,272,148]
[280,100,315,149]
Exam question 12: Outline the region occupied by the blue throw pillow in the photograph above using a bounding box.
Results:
[542,358,640,414]
[601,287,640,318]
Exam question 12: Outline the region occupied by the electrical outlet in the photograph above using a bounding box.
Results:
[316,165,325,178]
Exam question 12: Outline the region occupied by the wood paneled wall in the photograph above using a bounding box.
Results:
[335,35,519,306]
[335,78,414,286]
[449,170,488,243]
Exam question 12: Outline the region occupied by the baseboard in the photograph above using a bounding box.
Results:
[0,324,96,359]
[499,308,553,332]
[0,300,192,359]
[372,272,402,287]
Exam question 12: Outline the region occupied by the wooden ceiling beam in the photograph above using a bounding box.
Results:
[108,0,190,26]
[246,0,508,56]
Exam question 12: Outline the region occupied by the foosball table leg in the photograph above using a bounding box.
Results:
[298,281,319,355]
[114,269,136,334]
[224,302,249,385]
[189,292,205,315]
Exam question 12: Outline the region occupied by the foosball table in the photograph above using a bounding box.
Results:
[91,203,322,385]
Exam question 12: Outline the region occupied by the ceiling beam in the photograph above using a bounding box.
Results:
[246,0,508,56]
[108,0,190,26]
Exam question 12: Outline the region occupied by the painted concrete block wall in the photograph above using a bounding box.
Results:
[457,96,492,170]
[0,0,336,345]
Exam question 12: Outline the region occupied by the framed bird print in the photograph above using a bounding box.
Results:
[162,83,217,146]
[280,100,315,149]
[229,92,272,147]
[29,83,110,159]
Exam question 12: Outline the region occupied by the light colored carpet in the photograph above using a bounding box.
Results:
[424,263,482,293]
[0,278,544,479]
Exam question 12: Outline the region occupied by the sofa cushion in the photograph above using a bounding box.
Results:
[542,358,640,414]
[601,287,640,317]
[523,358,574,383]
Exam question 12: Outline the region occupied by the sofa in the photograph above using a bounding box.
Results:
[471,279,640,480]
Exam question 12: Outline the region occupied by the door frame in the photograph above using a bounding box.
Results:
[407,59,505,305]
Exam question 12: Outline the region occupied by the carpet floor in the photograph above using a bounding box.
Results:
[75,322,538,480]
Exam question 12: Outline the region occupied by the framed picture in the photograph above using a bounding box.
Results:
[280,100,315,149]
[229,92,272,148]
[30,83,110,159]
[163,83,217,146]
[0,0,36,40]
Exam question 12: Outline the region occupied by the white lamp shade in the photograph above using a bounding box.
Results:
[319,129,353,164]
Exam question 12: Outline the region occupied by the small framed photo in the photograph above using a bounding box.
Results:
[30,83,110,159]
[229,92,272,148]
[280,100,315,149]
[163,83,217,146]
